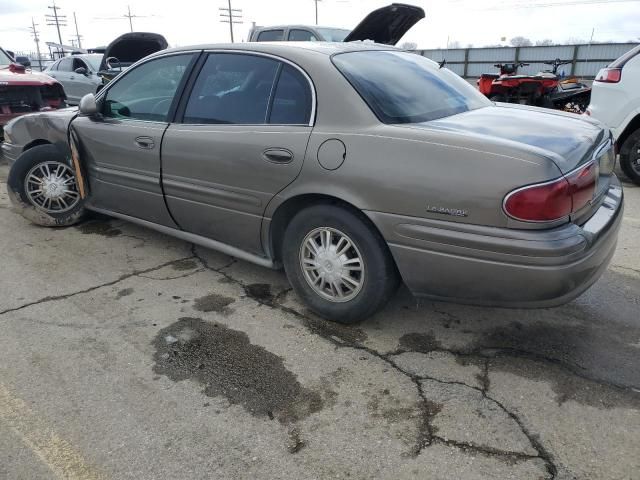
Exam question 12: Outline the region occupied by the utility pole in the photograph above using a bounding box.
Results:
[219,0,243,43]
[73,12,82,48]
[124,5,136,32]
[313,0,322,25]
[45,0,66,46]
[29,18,43,71]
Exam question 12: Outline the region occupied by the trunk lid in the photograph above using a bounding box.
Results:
[344,3,425,46]
[406,104,616,224]
[416,104,607,174]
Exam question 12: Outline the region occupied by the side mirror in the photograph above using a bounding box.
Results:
[74,67,88,75]
[79,93,98,116]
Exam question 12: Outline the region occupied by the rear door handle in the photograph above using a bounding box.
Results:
[262,148,293,164]
[135,136,155,149]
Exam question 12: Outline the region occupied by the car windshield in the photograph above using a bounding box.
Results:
[84,54,103,71]
[333,50,491,124]
[316,28,351,42]
[0,48,13,68]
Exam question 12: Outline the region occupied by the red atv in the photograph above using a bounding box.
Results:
[477,62,558,107]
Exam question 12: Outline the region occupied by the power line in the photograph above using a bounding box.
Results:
[219,0,243,43]
[92,5,153,32]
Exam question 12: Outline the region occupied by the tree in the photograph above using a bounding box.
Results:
[447,40,461,49]
[400,42,417,50]
[510,36,533,47]
[535,39,554,46]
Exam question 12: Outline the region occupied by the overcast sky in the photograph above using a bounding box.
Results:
[1,0,639,54]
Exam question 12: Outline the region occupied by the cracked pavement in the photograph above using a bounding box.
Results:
[0,161,639,480]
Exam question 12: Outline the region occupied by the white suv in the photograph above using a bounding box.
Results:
[587,44,640,185]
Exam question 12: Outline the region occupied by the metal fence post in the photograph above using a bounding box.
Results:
[571,45,578,76]
[463,48,469,77]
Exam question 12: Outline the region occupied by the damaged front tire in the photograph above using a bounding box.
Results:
[7,144,86,227]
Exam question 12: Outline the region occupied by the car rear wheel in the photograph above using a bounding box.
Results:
[7,144,86,227]
[619,129,640,185]
[282,204,400,324]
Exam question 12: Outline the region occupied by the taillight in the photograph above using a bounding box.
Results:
[566,161,597,212]
[595,68,621,83]
[504,162,596,222]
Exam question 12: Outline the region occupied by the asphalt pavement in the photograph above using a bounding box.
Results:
[0,160,638,480]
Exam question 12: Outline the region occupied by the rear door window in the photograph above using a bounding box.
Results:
[257,30,284,41]
[288,29,318,41]
[183,53,279,125]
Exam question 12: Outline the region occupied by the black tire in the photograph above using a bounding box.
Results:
[282,204,400,324]
[489,94,506,103]
[619,129,640,185]
[7,144,86,227]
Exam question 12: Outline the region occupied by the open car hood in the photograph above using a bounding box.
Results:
[344,3,425,45]
[98,32,168,72]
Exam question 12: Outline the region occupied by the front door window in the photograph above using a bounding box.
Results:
[102,54,194,122]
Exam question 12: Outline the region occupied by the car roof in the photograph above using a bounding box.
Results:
[253,25,349,30]
[158,41,398,58]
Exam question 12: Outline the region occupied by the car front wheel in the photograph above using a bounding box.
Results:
[7,144,86,227]
[619,128,640,185]
[282,204,400,324]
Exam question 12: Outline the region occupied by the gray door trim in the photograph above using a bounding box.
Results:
[86,206,279,269]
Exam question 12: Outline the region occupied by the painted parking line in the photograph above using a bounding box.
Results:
[0,383,106,480]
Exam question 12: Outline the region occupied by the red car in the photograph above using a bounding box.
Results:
[0,47,66,139]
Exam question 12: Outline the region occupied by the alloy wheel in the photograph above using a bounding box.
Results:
[299,227,365,302]
[24,161,81,213]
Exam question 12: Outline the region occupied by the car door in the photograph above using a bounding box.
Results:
[70,58,99,99]
[49,57,75,101]
[161,52,315,254]
[71,52,197,226]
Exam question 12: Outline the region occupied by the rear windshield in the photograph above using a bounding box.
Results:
[609,45,640,68]
[332,50,491,124]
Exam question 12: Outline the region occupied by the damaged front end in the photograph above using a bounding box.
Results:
[0,83,66,141]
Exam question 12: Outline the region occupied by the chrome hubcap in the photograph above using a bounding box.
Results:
[300,227,364,302]
[25,161,80,213]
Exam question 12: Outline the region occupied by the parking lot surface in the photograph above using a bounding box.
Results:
[0,160,639,480]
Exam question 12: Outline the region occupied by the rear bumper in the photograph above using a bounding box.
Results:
[366,178,624,308]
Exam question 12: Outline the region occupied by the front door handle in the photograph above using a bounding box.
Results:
[135,136,155,149]
[262,148,293,164]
